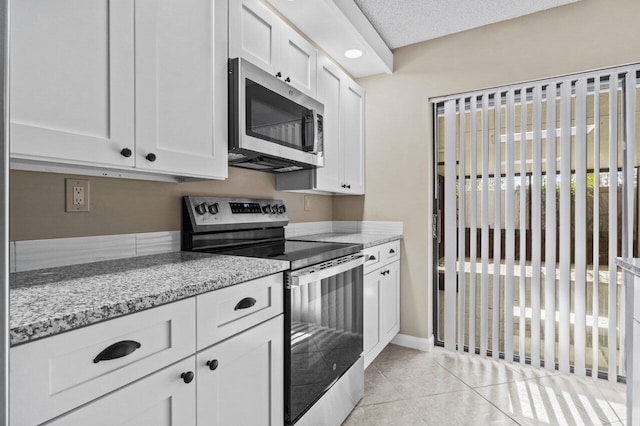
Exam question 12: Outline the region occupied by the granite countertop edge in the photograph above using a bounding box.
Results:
[291,232,402,249]
[9,253,290,347]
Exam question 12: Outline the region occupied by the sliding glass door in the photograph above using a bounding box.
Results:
[433,66,639,381]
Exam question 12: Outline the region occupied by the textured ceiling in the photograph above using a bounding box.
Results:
[352,0,581,49]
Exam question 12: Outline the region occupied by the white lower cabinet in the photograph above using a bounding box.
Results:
[45,356,197,426]
[197,315,284,426]
[363,241,401,368]
[10,273,285,425]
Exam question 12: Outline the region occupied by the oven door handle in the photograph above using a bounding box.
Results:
[289,255,365,288]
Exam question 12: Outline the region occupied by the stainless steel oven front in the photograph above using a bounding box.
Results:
[228,57,324,172]
[285,252,364,424]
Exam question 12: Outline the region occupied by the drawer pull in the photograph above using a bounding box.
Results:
[181,371,195,384]
[206,359,219,371]
[93,340,141,363]
[389,248,396,254]
[367,255,377,261]
[234,297,257,310]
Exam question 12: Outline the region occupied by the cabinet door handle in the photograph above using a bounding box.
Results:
[93,340,141,363]
[389,248,396,254]
[120,148,132,158]
[234,297,257,310]
[380,270,386,276]
[206,359,219,371]
[276,72,282,78]
[285,77,291,83]
[145,153,157,162]
[181,371,194,384]
[346,184,351,189]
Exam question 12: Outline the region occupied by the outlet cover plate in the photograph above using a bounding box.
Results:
[66,179,90,212]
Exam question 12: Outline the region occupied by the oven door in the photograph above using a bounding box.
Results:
[229,58,324,168]
[285,254,364,424]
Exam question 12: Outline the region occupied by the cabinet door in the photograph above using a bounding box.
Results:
[341,79,366,194]
[363,271,380,358]
[134,0,227,178]
[229,0,281,76]
[10,0,135,168]
[197,315,284,426]
[281,26,317,97]
[45,356,196,426]
[314,55,344,192]
[379,261,400,340]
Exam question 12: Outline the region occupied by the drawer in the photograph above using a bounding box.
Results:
[363,245,382,274]
[10,298,196,426]
[197,273,284,350]
[380,240,400,265]
[364,240,400,275]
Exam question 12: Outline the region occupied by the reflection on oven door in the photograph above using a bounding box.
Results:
[289,267,363,421]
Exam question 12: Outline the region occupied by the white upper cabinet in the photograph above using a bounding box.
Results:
[314,56,344,192]
[9,0,135,168]
[229,0,317,97]
[341,80,366,194]
[277,54,365,195]
[281,26,317,95]
[134,0,227,179]
[9,0,228,180]
[229,0,280,76]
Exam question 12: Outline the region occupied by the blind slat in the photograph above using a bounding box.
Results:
[607,73,618,381]
[531,85,543,368]
[480,95,490,357]
[544,83,558,372]
[592,78,601,375]
[574,78,588,377]
[468,98,478,353]
[444,99,458,352]
[519,91,527,364]
[559,80,572,374]
[504,90,516,364]
[492,92,502,359]
[458,98,467,353]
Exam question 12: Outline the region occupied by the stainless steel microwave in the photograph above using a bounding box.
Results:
[228,58,324,172]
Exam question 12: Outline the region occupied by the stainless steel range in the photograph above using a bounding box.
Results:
[182,196,365,425]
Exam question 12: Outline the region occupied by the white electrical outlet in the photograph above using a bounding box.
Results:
[66,179,90,212]
[73,186,84,205]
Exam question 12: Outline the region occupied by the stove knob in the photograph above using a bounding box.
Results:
[271,204,279,214]
[207,203,219,215]
[195,203,207,215]
[262,205,271,214]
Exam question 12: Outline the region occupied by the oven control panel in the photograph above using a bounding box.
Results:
[184,196,288,231]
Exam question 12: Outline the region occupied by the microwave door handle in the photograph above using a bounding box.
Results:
[312,109,319,154]
[290,255,365,288]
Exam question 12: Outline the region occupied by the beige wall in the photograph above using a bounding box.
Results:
[10,168,332,241]
[333,0,640,341]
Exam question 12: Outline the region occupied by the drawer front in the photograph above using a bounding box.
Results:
[45,356,197,426]
[197,273,284,350]
[364,240,400,275]
[380,240,400,265]
[11,298,196,426]
[363,245,382,274]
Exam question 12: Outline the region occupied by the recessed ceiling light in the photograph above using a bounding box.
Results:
[344,49,363,59]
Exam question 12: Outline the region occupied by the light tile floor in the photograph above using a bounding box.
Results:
[343,345,627,426]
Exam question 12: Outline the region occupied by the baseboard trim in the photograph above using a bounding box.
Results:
[390,334,435,352]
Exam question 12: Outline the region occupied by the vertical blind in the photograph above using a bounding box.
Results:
[434,65,639,379]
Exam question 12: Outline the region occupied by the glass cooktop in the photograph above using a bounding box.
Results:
[215,240,362,270]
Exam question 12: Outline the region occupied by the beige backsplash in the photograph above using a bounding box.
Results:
[9,168,334,241]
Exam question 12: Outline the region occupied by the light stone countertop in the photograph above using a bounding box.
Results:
[290,232,402,249]
[617,258,640,277]
[9,252,289,346]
